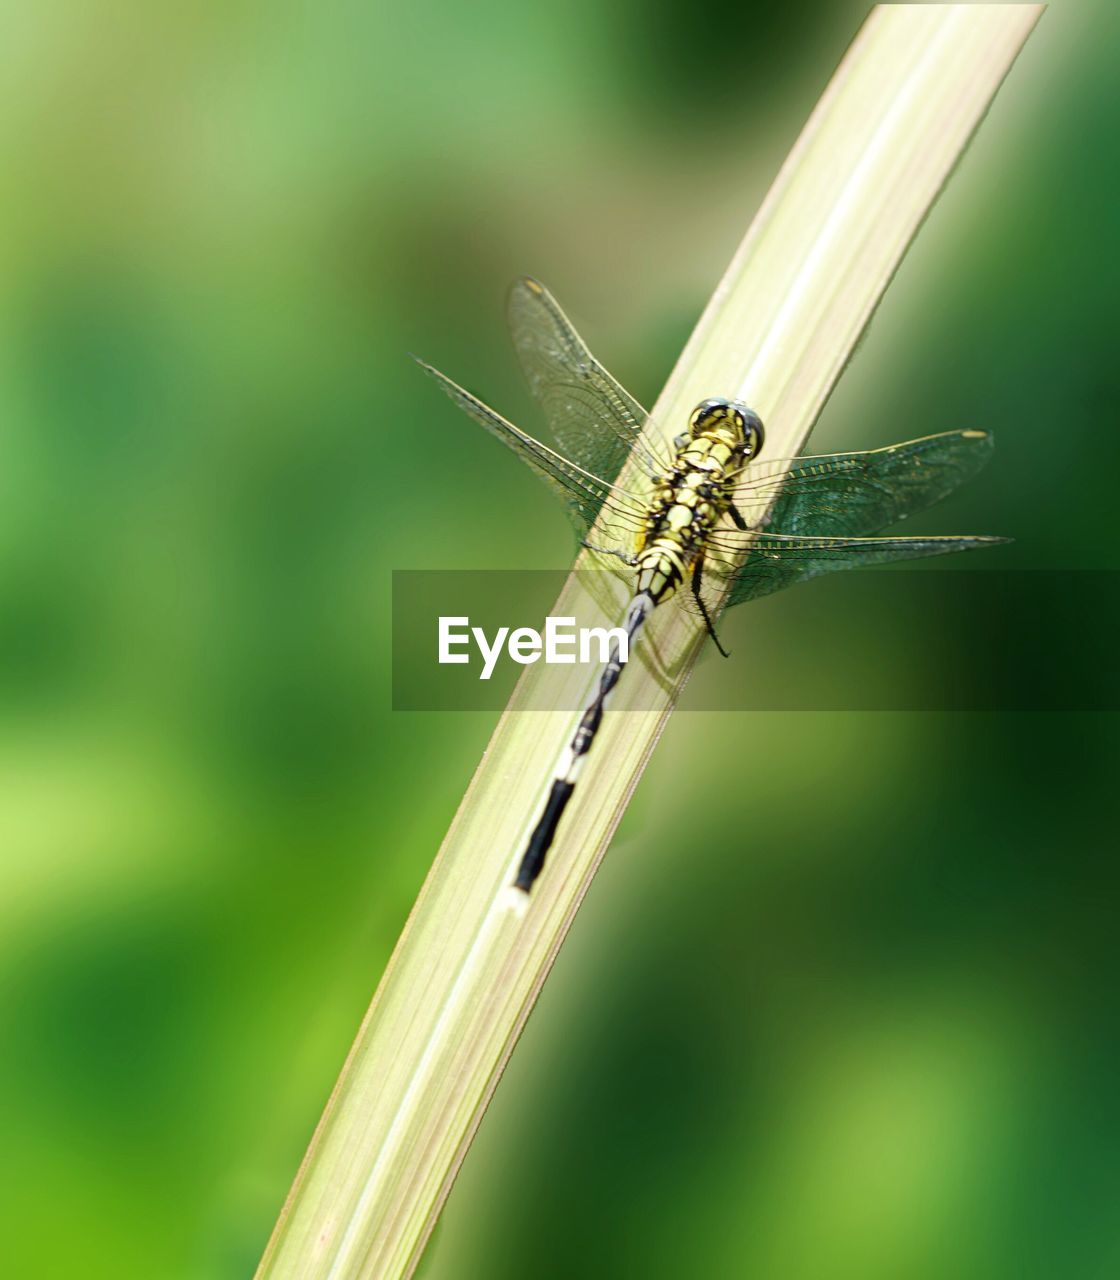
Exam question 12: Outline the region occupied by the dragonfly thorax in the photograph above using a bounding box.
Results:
[635,400,765,605]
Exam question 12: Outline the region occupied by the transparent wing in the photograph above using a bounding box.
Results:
[414,356,646,541]
[507,277,666,480]
[721,532,1008,607]
[727,429,997,537]
[691,427,1004,603]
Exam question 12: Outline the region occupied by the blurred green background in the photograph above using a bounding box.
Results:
[1,3,1117,1277]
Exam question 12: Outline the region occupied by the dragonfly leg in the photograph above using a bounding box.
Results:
[581,540,637,567]
[729,501,748,531]
[691,556,730,658]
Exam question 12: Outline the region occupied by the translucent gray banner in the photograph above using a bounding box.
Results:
[391,569,1118,712]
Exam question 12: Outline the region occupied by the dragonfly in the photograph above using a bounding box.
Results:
[415,278,1007,894]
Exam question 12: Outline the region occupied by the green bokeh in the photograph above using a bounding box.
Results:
[1,3,1116,1278]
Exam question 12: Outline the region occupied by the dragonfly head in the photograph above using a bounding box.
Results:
[688,399,765,461]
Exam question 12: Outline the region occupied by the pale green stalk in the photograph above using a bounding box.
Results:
[256,7,1043,1278]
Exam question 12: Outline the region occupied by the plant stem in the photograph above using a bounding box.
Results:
[256,7,1043,1278]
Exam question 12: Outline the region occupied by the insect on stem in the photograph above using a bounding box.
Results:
[420,278,1008,894]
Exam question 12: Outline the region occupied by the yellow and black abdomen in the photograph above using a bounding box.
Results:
[635,537,688,603]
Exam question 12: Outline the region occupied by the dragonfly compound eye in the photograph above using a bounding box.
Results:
[689,398,765,459]
[736,405,765,460]
[689,398,736,436]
